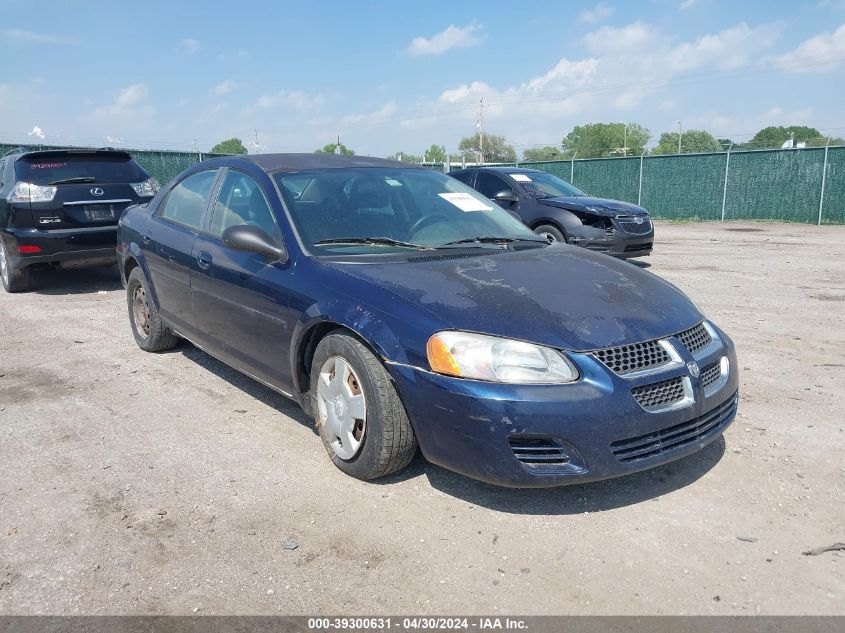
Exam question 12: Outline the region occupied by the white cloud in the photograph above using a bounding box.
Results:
[0,29,74,44]
[578,2,615,24]
[342,101,398,126]
[583,21,657,54]
[244,90,324,114]
[660,99,677,111]
[177,38,200,55]
[86,83,155,127]
[28,125,45,139]
[679,0,697,10]
[667,22,781,71]
[211,80,236,96]
[406,22,482,56]
[773,24,845,72]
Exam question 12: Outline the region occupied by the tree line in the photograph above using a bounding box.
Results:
[210,123,843,162]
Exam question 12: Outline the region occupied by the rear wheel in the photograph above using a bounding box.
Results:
[534,224,566,244]
[126,267,179,352]
[310,332,417,480]
[0,239,32,293]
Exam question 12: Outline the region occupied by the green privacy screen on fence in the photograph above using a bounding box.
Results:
[3,142,843,224]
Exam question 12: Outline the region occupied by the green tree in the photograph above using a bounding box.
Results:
[210,138,248,154]
[424,144,447,163]
[522,146,565,162]
[388,152,422,163]
[653,130,722,155]
[743,125,822,149]
[316,143,355,156]
[561,123,650,158]
[458,132,517,163]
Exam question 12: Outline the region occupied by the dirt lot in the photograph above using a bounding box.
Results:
[0,221,843,615]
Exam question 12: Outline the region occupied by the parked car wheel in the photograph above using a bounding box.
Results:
[126,267,179,352]
[534,224,566,244]
[311,332,417,480]
[0,240,32,293]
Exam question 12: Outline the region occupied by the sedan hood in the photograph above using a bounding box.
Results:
[324,246,701,352]
[539,196,648,217]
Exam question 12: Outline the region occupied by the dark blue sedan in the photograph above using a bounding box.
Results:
[117,154,738,487]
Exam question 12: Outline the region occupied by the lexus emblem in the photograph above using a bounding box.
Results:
[90,187,104,197]
[687,361,700,378]
[634,216,644,224]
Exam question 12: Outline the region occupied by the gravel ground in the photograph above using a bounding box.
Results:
[0,221,843,615]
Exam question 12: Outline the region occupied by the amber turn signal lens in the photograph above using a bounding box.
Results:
[427,335,462,377]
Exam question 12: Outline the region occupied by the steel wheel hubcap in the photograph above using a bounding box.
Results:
[316,356,367,460]
[132,285,151,339]
[0,241,8,284]
[538,231,557,243]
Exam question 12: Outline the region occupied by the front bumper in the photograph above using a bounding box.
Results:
[1,227,118,269]
[568,216,654,258]
[389,328,738,488]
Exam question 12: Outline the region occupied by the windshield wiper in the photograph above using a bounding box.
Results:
[314,237,435,250]
[442,236,548,246]
[48,176,97,185]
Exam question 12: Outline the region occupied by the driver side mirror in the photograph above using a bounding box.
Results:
[493,190,518,204]
[222,224,288,263]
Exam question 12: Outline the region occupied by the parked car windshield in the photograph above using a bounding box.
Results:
[510,171,586,199]
[16,155,150,185]
[275,168,546,255]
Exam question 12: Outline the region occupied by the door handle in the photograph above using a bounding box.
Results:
[142,231,152,244]
[197,251,212,270]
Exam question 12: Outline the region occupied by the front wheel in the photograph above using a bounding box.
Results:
[534,224,566,244]
[126,267,179,352]
[310,332,417,480]
[0,240,32,293]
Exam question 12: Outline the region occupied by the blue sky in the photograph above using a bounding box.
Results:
[1,0,844,156]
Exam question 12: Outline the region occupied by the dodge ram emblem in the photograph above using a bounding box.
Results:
[687,361,700,378]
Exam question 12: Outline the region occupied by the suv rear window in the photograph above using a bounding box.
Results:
[16,154,150,185]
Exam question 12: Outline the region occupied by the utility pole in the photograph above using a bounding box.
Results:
[677,120,683,154]
[623,124,628,157]
[478,98,484,164]
[336,134,341,155]
[252,128,262,153]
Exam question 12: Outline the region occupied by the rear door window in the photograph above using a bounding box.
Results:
[158,170,219,231]
[450,171,474,186]
[15,154,150,185]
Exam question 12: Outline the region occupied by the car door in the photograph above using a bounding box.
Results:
[144,169,220,335]
[191,168,294,389]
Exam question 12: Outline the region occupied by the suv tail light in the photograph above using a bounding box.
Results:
[130,178,160,197]
[8,182,58,203]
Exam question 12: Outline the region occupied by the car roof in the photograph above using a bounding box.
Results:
[453,166,542,175]
[221,153,418,173]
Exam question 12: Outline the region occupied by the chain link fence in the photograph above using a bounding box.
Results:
[3,142,843,224]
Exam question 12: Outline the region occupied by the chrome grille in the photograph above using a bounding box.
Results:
[631,376,685,409]
[592,340,670,375]
[611,391,738,462]
[700,359,722,391]
[676,322,712,354]
[616,216,652,235]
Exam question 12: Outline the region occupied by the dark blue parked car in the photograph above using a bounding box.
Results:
[117,154,738,487]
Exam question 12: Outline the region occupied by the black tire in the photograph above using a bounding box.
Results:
[126,267,179,352]
[310,332,417,480]
[534,224,566,244]
[0,239,32,293]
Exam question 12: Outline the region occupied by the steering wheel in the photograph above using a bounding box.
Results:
[408,214,451,236]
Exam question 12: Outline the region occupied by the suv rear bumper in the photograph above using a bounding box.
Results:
[1,227,118,268]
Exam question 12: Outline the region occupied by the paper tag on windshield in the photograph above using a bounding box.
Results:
[438,192,493,212]
[511,174,532,182]
[385,178,403,187]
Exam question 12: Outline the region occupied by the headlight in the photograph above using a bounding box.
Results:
[427,331,579,384]
[131,178,160,197]
[8,182,57,203]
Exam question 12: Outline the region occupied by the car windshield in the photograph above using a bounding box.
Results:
[274,168,546,255]
[16,154,150,185]
[510,171,586,199]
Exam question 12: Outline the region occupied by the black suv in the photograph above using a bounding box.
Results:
[0,148,159,291]
[450,166,654,258]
